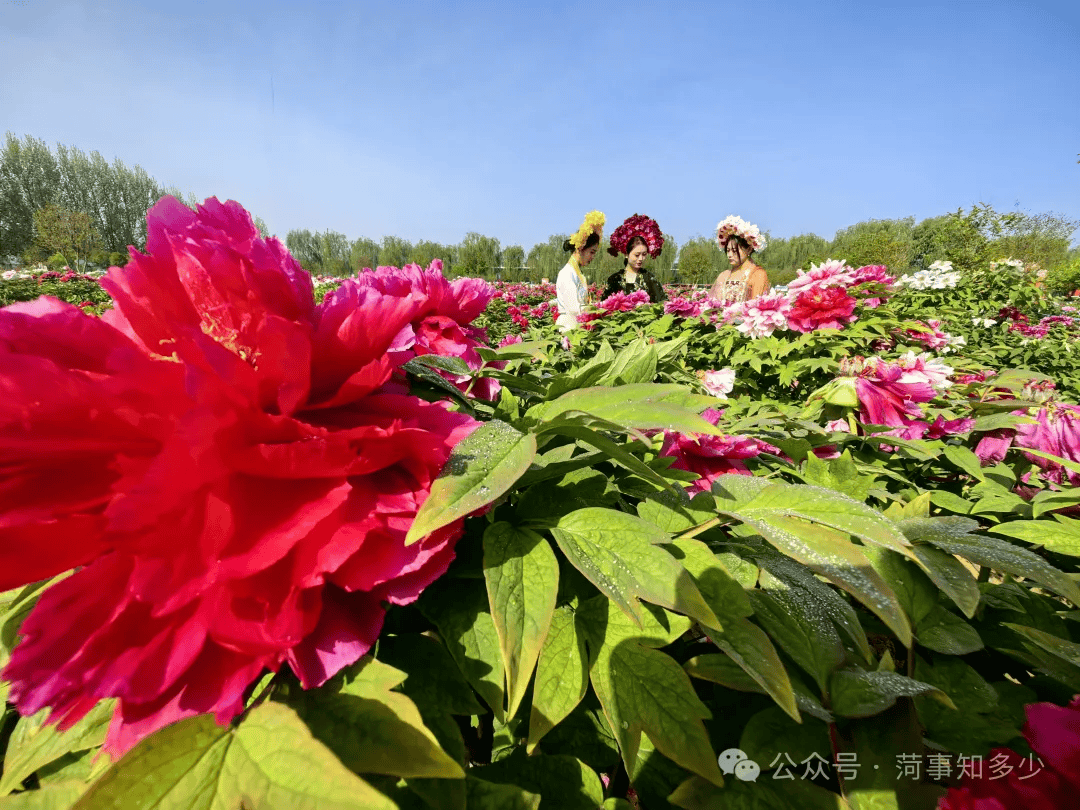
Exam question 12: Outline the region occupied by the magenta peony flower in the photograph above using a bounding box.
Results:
[498,333,523,348]
[599,289,651,313]
[664,297,703,318]
[0,197,481,755]
[660,409,778,494]
[939,696,1080,810]
[851,264,896,308]
[787,287,858,333]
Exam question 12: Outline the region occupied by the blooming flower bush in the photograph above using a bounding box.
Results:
[1,197,482,754]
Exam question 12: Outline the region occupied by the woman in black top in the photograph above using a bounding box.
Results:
[602,214,666,303]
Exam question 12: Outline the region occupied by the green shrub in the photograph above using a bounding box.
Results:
[46,252,68,270]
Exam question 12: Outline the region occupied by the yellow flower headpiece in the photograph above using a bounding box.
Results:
[568,210,605,251]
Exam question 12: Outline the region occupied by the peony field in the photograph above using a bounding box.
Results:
[7,197,1080,810]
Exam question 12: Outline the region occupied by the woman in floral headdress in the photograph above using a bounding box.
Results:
[709,215,770,304]
[603,213,666,304]
[556,210,604,331]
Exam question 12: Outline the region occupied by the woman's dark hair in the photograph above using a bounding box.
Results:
[609,234,648,259]
[563,231,601,252]
[725,235,752,254]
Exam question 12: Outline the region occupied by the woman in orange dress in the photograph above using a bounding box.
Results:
[709,215,770,304]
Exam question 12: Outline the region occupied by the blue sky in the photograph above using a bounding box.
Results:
[2,0,1078,251]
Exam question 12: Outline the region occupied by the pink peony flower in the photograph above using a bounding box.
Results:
[786,259,856,294]
[701,369,736,399]
[497,333,523,348]
[599,289,651,313]
[733,291,792,338]
[938,696,1080,810]
[0,197,481,755]
[787,287,858,333]
[660,409,778,494]
[851,264,896,308]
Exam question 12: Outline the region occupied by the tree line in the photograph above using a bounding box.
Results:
[3,133,1076,283]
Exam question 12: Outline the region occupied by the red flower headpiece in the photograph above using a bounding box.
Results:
[608,214,664,258]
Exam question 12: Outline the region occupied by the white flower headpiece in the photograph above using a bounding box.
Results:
[715,215,766,252]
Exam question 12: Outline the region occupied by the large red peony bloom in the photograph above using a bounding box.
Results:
[939,695,1080,809]
[786,287,858,333]
[0,197,480,754]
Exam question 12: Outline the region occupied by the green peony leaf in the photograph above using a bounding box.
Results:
[0,700,114,796]
[0,781,90,810]
[909,544,980,619]
[464,776,540,810]
[375,635,483,716]
[750,576,844,693]
[702,618,800,722]
[905,517,1080,604]
[528,606,588,753]
[483,523,559,719]
[551,508,719,630]
[72,702,396,810]
[668,774,848,810]
[739,706,832,775]
[474,751,603,810]
[419,578,506,721]
[534,383,722,435]
[990,515,1080,556]
[291,657,464,780]
[830,669,955,718]
[407,420,537,545]
[917,606,983,655]
[583,597,723,787]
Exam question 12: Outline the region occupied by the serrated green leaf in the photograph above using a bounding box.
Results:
[830,669,955,718]
[0,700,115,795]
[551,508,719,630]
[596,340,658,386]
[407,420,536,545]
[482,523,559,720]
[72,702,395,810]
[585,599,723,786]
[419,579,505,721]
[541,423,676,493]
[802,450,875,501]
[528,607,589,753]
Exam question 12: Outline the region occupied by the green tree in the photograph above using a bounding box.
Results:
[457,232,501,279]
[828,217,914,272]
[32,204,101,269]
[675,236,723,286]
[526,234,569,283]
[1,133,61,258]
[758,233,830,283]
[379,236,412,269]
[501,245,525,281]
[285,229,322,272]
[318,230,352,278]
[351,237,380,272]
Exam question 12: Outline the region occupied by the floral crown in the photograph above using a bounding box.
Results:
[568,210,605,251]
[715,215,766,252]
[608,213,664,258]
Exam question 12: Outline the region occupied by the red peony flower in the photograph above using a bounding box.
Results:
[660,409,779,494]
[939,696,1080,810]
[786,287,858,333]
[0,197,480,754]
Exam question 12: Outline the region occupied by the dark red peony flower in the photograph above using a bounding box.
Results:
[786,287,858,333]
[0,197,480,754]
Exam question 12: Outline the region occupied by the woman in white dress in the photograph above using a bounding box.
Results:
[555,210,605,331]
